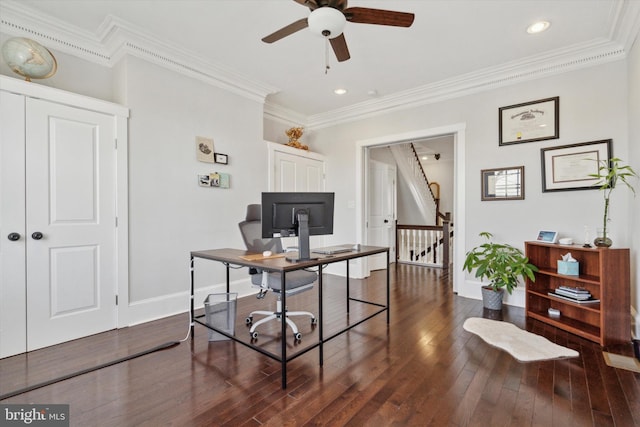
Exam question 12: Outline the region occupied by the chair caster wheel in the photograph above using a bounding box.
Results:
[245,316,253,325]
[250,331,259,339]
[294,332,302,341]
[311,317,318,325]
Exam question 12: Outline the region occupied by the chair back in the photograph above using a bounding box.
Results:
[238,204,283,253]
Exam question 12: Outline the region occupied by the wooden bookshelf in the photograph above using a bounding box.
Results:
[525,241,630,346]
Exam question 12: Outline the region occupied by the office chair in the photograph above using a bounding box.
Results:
[238,204,317,341]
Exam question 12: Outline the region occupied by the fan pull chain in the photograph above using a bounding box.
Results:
[325,38,330,74]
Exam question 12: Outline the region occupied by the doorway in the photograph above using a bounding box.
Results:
[355,124,466,292]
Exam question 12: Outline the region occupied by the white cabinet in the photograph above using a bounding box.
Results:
[0,76,129,357]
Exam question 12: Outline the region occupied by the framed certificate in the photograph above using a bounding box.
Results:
[541,139,611,192]
[499,97,559,145]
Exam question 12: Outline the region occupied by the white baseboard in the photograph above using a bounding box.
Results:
[125,278,256,327]
[458,279,526,308]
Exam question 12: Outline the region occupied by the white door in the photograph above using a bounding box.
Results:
[25,98,118,351]
[272,147,325,248]
[367,160,396,270]
[0,91,28,357]
[274,149,324,192]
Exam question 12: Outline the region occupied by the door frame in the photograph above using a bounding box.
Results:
[0,76,130,347]
[355,124,466,292]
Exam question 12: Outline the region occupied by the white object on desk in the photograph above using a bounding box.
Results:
[262,250,272,257]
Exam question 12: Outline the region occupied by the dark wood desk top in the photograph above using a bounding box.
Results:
[191,246,388,271]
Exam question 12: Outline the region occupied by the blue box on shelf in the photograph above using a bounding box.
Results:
[557,260,579,276]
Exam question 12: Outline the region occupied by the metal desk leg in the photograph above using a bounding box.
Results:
[346,259,350,313]
[190,255,195,339]
[281,270,287,389]
[318,264,324,366]
[386,249,390,324]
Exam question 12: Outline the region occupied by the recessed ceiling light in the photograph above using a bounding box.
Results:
[334,88,347,95]
[527,21,550,34]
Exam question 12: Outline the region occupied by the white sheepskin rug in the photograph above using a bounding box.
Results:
[463,317,579,362]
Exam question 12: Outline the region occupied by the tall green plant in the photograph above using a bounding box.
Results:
[589,157,638,239]
[463,232,538,294]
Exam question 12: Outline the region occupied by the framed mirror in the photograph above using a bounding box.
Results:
[481,166,524,201]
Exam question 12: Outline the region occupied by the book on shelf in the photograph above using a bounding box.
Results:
[554,288,592,300]
[558,285,590,294]
[548,291,599,304]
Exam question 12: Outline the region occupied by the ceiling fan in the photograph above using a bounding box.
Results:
[262,0,415,62]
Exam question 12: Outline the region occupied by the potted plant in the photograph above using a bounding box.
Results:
[589,157,638,247]
[463,232,538,310]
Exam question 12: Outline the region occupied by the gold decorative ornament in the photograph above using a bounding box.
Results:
[285,127,308,150]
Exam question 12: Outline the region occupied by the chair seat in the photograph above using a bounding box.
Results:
[250,269,317,292]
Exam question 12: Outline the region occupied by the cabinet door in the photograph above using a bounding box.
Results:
[25,98,118,351]
[0,91,27,357]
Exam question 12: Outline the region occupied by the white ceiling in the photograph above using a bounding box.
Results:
[2,0,639,126]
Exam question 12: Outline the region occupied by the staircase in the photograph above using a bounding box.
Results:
[389,143,438,223]
[391,143,453,268]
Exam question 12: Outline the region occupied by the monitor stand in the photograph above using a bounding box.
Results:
[285,212,318,262]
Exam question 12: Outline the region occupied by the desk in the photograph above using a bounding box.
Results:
[189,246,389,389]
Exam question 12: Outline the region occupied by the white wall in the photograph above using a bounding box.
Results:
[289,60,634,309]
[114,56,267,323]
[628,33,640,338]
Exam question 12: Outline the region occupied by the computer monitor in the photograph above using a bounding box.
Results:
[261,192,335,262]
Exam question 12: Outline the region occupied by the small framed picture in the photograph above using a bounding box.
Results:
[536,230,558,243]
[214,153,228,165]
[480,166,524,201]
[196,136,215,163]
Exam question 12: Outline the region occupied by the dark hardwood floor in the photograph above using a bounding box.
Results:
[1,263,639,426]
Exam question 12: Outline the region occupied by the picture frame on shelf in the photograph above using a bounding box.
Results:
[480,166,524,201]
[541,139,611,192]
[536,230,558,243]
[499,96,559,146]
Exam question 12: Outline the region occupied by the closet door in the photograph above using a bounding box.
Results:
[274,149,324,192]
[25,98,118,351]
[0,91,28,357]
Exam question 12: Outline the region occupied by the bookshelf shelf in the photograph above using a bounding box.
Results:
[525,241,630,346]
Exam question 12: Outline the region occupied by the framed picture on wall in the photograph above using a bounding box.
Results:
[540,139,611,192]
[481,166,525,201]
[196,136,215,163]
[499,97,559,146]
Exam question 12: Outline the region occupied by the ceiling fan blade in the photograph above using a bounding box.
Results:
[345,7,415,27]
[330,33,350,62]
[262,18,309,43]
[293,0,319,10]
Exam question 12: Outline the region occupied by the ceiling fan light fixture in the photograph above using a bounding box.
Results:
[308,7,347,38]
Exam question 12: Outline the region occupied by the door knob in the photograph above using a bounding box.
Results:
[7,232,21,241]
[383,219,389,223]
[31,232,44,240]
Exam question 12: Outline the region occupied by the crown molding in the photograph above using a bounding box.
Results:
[0,0,278,104]
[305,38,628,129]
[263,102,307,127]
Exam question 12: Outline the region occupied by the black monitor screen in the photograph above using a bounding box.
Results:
[261,192,335,238]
